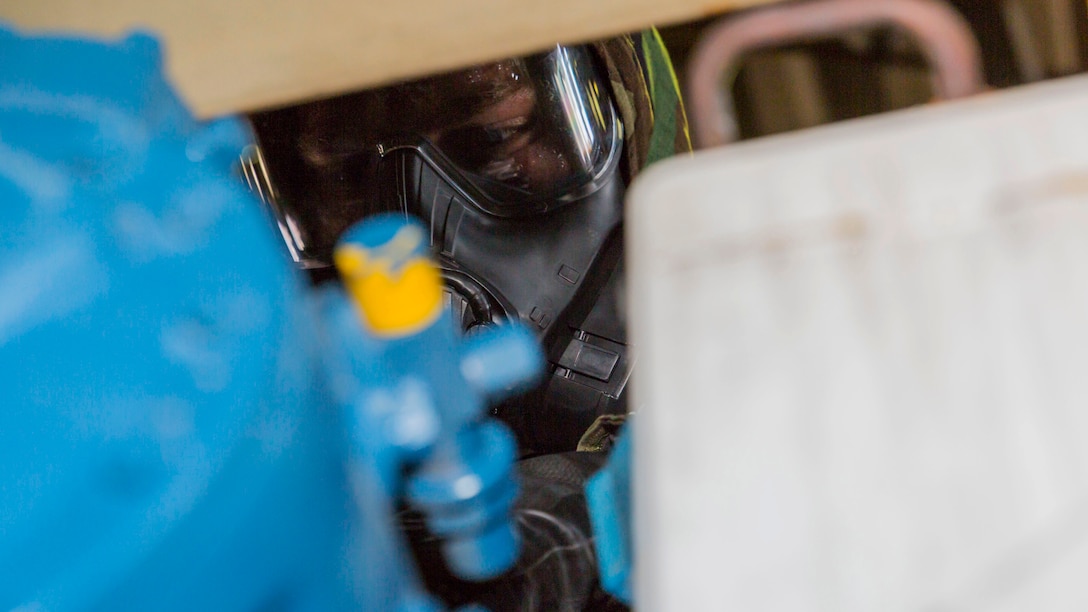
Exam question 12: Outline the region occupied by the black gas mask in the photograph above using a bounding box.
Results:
[244,45,630,454]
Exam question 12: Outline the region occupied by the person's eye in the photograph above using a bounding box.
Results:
[438,114,536,170]
[482,125,518,145]
[480,120,526,147]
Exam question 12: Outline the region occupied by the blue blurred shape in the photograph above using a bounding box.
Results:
[586,425,633,604]
[0,23,539,611]
[336,214,543,581]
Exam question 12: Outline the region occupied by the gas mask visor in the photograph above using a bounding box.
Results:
[244,44,622,268]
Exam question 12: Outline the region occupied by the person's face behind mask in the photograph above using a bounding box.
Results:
[250,46,617,267]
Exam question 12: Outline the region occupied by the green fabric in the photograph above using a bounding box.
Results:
[577,413,629,452]
[593,29,692,182]
[639,28,692,166]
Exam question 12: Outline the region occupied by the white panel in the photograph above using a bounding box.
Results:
[628,74,1088,612]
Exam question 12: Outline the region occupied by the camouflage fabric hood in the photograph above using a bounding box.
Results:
[593,29,693,180]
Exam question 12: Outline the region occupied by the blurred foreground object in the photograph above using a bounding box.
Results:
[686,0,985,149]
[586,425,633,605]
[334,214,542,581]
[0,0,781,117]
[0,25,538,610]
[630,70,1088,610]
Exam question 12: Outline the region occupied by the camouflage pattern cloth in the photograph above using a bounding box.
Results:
[593,29,693,180]
[578,30,692,453]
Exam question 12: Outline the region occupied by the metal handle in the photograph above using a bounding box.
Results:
[686,0,986,149]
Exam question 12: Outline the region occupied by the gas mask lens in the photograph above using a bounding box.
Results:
[245,45,621,267]
[413,45,620,212]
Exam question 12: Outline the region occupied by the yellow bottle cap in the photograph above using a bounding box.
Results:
[334,217,443,337]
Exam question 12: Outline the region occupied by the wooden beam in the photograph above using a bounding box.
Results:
[0,0,779,118]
